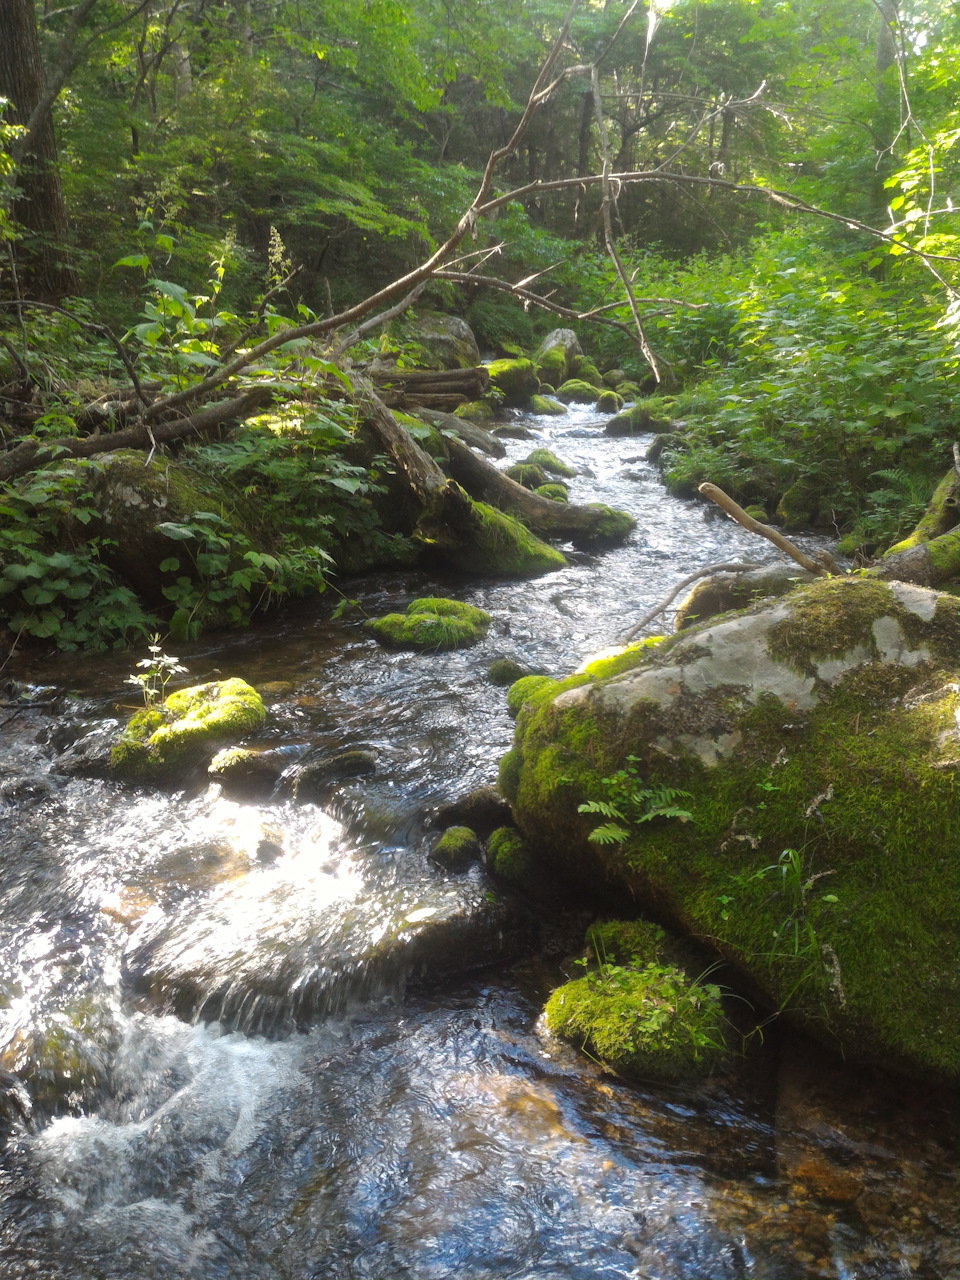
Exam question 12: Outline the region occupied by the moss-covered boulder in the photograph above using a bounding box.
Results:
[776,476,823,530]
[534,345,568,386]
[544,960,728,1080]
[523,448,576,478]
[534,328,582,372]
[415,488,566,578]
[487,826,536,885]
[431,825,482,871]
[605,403,671,437]
[404,312,481,369]
[596,390,624,413]
[615,381,642,401]
[529,394,567,416]
[576,361,603,388]
[454,398,495,424]
[505,463,549,490]
[487,358,539,406]
[556,378,601,404]
[435,786,513,838]
[366,597,491,651]
[502,577,960,1081]
[506,673,555,717]
[208,746,283,799]
[536,484,569,503]
[111,678,266,781]
[603,369,627,388]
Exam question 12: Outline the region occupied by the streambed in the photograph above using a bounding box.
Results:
[0,406,956,1279]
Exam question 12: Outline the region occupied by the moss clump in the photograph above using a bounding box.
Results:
[431,825,482,871]
[585,919,664,967]
[544,962,728,1079]
[615,381,642,401]
[487,358,538,406]
[536,484,569,503]
[506,674,556,717]
[529,394,567,416]
[766,576,906,669]
[366,597,491,651]
[487,826,535,884]
[742,504,769,522]
[596,390,624,413]
[454,399,495,424]
[111,678,266,779]
[488,658,528,687]
[926,527,960,581]
[523,449,576,478]
[505,463,549,490]
[556,378,601,404]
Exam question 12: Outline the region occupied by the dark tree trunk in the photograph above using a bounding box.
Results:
[0,0,77,300]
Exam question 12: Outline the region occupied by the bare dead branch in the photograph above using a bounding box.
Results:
[698,483,841,575]
[621,562,762,641]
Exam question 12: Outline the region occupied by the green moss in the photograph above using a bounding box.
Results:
[742,504,768,522]
[556,378,600,404]
[454,399,495,424]
[544,962,728,1079]
[487,358,538,406]
[497,745,523,802]
[926,527,960,580]
[578,637,667,682]
[580,504,637,546]
[111,678,266,779]
[585,919,664,966]
[766,576,896,669]
[615,381,642,400]
[536,483,569,503]
[431,825,482,871]
[487,826,535,884]
[604,403,671,437]
[505,463,549,489]
[523,449,576,479]
[596,390,624,413]
[529,394,568,416]
[506,674,556,717]
[535,346,567,384]
[366,596,491,650]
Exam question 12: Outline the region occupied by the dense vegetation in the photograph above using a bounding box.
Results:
[1,0,957,649]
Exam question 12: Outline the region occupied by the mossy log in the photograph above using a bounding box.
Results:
[875,469,959,587]
[443,434,635,548]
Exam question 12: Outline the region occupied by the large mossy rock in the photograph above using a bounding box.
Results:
[404,312,481,369]
[500,577,960,1081]
[674,563,817,630]
[605,403,671,437]
[556,378,600,404]
[365,597,491,651]
[487,358,539,406]
[81,450,246,604]
[535,328,582,367]
[111,679,266,781]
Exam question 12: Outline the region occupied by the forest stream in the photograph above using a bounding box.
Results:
[0,405,956,1280]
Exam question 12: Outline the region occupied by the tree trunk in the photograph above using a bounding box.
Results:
[0,0,77,300]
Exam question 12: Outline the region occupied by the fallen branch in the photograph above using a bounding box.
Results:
[697,483,841,576]
[0,387,272,483]
[621,562,761,641]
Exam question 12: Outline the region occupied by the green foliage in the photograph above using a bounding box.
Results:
[0,464,156,648]
[578,756,693,844]
[124,635,188,706]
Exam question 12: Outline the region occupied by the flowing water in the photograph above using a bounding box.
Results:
[0,406,956,1279]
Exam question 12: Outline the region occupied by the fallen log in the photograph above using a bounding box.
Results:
[415,409,505,458]
[443,434,635,547]
[0,387,274,483]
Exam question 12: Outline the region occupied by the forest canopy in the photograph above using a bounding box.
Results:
[0,0,957,647]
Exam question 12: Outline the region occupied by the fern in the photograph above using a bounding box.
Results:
[578,765,694,844]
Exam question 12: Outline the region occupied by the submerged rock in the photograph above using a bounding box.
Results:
[208,746,284,798]
[487,658,529,687]
[365,597,491,651]
[110,679,266,782]
[293,749,379,802]
[124,869,526,1032]
[501,576,960,1081]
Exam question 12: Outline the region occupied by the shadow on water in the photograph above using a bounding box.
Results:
[1,407,957,1278]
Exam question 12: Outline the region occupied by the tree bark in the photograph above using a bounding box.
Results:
[0,0,77,300]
